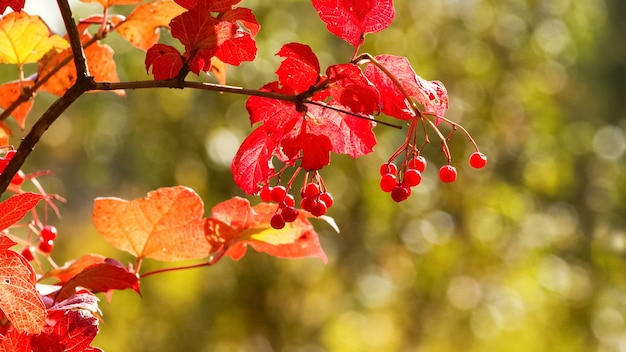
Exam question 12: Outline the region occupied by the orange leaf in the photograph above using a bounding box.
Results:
[0,193,45,232]
[0,80,35,128]
[0,12,68,65]
[0,235,46,334]
[38,28,123,96]
[211,198,328,263]
[41,254,106,283]
[117,0,186,51]
[0,122,12,146]
[92,186,215,261]
[210,56,227,85]
[80,0,141,7]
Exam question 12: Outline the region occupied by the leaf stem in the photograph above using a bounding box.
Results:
[139,245,228,279]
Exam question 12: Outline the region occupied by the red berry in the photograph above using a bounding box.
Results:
[404,169,422,187]
[300,197,316,212]
[439,165,457,182]
[281,206,298,223]
[469,152,487,169]
[301,183,320,198]
[391,184,411,202]
[310,200,327,217]
[319,192,333,208]
[408,156,427,172]
[40,225,58,241]
[270,213,286,229]
[259,185,273,202]
[21,246,35,261]
[271,185,287,203]
[280,194,295,208]
[379,162,398,176]
[10,170,25,186]
[38,239,54,254]
[380,173,397,192]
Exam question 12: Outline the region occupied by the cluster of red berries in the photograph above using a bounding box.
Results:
[20,225,58,261]
[0,149,25,186]
[259,182,334,230]
[379,151,487,202]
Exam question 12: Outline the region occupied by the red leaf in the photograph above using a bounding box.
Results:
[145,44,184,79]
[0,326,31,352]
[0,235,46,335]
[220,7,260,36]
[231,126,277,195]
[92,186,214,261]
[0,0,24,12]
[42,254,106,283]
[209,198,327,263]
[0,193,44,231]
[282,133,332,171]
[326,63,380,115]
[364,54,449,121]
[54,258,140,302]
[30,309,101,352]
[275,43,320,93]
[215,31,257,66]
[175,0,241,11]
[312,0,395,47]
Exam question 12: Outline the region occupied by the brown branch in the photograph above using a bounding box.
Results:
[56,0,89,77]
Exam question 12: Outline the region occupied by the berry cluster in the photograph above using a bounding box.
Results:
[20,225,58,261]
[0,149,26,186]
[379,151,487,202]
[258,173,334,229]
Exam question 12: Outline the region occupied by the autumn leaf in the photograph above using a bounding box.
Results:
[92,186,215,261]
[209,56,227,84]
[0,79,35,129]
[145,44,184,80]
[0,236,46,335]
[30,309,101,352]
[364,54,449,121]
[174,0,241,12]
[0,326,31,352]
[38,27,123,96]
[117,0,186,51]
[0,0,25,13]
[0,12,68,65]
[42,254,106,283]
[54,258,140,302]
[0,193,45,232]
[0,122,10,146]
[231,125,278,195]
[80,0,141,7]
[210,199,328,263]
[326,63,380,115]
[312,0,395,47]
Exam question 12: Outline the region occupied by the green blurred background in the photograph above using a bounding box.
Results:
[6,0,626,350]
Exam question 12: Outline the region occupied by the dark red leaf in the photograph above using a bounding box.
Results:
[0,0,25,12]
[0,193,44,231]
[175,0,241,11]
[30,309,101,352]
[282,133,332,171]
[145,44,184,79]
[312,0,395,47]
[326,63,380,115]
[54,258,140,302]
[231,126,277,195]
[275,43,320,93]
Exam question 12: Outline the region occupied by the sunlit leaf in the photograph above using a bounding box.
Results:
[92,186,215,261]
[145,44,184,80]
[117,0,186,51]
[0,79,35,129]
[0,236,46,335]
[0,193,45,232]
[0,12,68,65]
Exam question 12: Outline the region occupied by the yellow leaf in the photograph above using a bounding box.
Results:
[0,12,68,65]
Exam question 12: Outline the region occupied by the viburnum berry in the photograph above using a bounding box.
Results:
[271,185,287,203]
[20,246,35,261]
[300,196,316,212]
[469,152,487,169]
[281,206,298,223]
[38,239,54,255]
[319,192,333,208]
[10,170,25,186]
[408,156,427,172]
[380,173,397,192]
[280,194,295,208]
[301,183,320,198]
[439,165,457,182]
[403,169,422,187]
[40,225,58,242]
[379,162,398,176]
[391,183,411,202]
[259,185,273,202]
[270,213,286,229]
[310,199,327,217]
